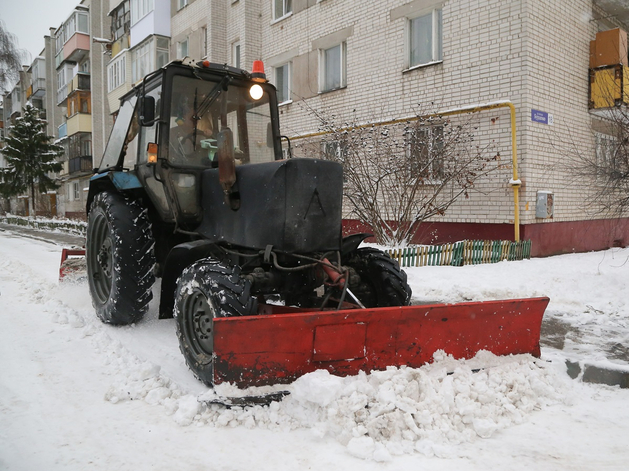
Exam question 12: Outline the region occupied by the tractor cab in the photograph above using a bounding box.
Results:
[91,59,283,228]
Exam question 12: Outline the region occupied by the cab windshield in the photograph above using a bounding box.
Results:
[168,75,277,168]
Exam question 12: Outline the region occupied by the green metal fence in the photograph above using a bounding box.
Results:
[387,240,532,268]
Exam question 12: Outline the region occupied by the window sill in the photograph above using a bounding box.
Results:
[318,85,347,95]
[271,12,293,25]
[278,99,293,107]
[403,60,443,73]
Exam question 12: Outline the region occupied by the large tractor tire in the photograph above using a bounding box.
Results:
[344,248,412,308]
[174,258,257,387]
[86,191,156,325]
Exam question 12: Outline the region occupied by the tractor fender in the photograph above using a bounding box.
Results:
[159,240,225,319]
[341,233,373,258]
[86,172,143,214]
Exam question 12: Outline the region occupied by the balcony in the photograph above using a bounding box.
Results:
[64,32,90,64]
[68,72,90,94]
[589,65,629,109]
[68,155,93,174]
[588,28,629,118]
[66,113,92,135]
[31,78,46,98]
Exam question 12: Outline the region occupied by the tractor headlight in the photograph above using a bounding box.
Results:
[249,84,264,100]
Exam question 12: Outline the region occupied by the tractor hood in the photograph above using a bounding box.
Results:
[196,158,344,253]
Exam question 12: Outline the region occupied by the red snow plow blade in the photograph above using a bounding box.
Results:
[212,297,550,387]
[59,248,86,281]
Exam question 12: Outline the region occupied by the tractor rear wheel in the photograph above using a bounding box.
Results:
[344,248,412,308]
[174,258,257,387]
[86,191,155,325]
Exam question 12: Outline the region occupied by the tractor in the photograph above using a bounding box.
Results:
[84,58,547,389]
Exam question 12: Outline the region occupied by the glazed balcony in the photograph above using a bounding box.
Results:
[68,155,93,174]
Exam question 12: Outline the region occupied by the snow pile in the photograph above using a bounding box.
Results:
[198,351,566,461]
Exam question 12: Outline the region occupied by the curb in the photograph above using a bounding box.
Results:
[566,360,629,389]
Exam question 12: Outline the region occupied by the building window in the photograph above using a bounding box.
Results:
[232,42,241,68]
[156,37,170,69]
[322,139,348,162]
[274,62,291,103]
[595,133,619,175]
[409,8,442,67]
[132,40,151,82]
[73,182,80,200]
[131,0,154,26]
[201,27,208,58]
[406,125,445,181]
[177,38,189,59]
[178,0,188,10]
[274,0,292,20]
[321,43,346,92]
[108,55,126,92]
[67,91,91,117]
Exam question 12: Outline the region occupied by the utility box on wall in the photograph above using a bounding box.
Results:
[536,191,554,219]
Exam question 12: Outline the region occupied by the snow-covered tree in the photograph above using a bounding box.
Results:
[0,104,63,216]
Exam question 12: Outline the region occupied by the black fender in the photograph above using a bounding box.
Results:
[159,240,225,319]
[341,233,373,259]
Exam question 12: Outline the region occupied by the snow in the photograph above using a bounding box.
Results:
[0,228,628,470]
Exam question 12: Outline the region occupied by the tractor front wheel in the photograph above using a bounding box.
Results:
[86,191,155,325]
[174,258,257,387]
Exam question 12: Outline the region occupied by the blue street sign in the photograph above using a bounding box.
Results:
[531,109,554,125]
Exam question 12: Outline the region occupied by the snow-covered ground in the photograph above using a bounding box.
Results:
[0,227,628,470]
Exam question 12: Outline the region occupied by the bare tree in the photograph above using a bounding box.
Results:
[0,20,25,94]
[294,106,503,246]
[565,67,629,218]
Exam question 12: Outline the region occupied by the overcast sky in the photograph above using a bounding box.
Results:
[1,0,85,65]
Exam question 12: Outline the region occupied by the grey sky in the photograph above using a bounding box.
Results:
[1,0,86,66]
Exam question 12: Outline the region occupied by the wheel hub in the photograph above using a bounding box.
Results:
[97,239,112,278]
[187,292,215,355]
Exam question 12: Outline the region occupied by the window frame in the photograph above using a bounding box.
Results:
[407,7,443,70]
[232,41,241,68]
[272,0,292,22]
[177,0,188,11]
[274,62,291,104]
[177,37,189,59]
[405,124,445,183]
[131,0,154,26]
[320,42,347,93]
[107,55,126,92]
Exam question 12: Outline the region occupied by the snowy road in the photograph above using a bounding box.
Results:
[1,228,628,470]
